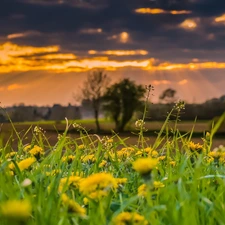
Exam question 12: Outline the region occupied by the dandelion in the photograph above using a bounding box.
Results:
[29,145,44,158]
[112,212,148,225]
[78,144,85,150]
[153,181,165,189]
[61,194,86,217]
[62,155,75,164]
[79,172,117,200]
[133,158,158,176]
[58,175,82,193]
[5,152,17,159]
[99,160,107,168]
[0,199,32,221]
[9,157,36,172]
[138,184,147,197]
[188,141,204,153]
[81,154,96,163]
[169,161,176,167]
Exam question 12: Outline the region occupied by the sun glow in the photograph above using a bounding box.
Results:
[88,50,148,56]
[179,19,197,30]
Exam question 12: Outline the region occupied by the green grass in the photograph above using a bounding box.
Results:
[0,112,225,225]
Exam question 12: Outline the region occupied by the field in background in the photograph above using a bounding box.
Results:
[0,119,224,149]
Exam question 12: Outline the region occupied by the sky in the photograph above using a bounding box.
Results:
[0,0,225,106]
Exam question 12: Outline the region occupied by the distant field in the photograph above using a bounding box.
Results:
[0,119,224,149]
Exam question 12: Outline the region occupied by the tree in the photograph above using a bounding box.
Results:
[159,88,177,103]
[81,70,110,132]
[102,79,146,132]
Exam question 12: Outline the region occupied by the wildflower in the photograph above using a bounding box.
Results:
[58,176,82,193]
[79,173,117,200]
[0,199,32,220]
[99,160,107,168]
[81,154,96,163]
[138,184,147,197]
[5,152,17,159]
[169,161,176,167]
[23,144,32,151]
[133,158,158,176]
[78,144,85,150]
[153,181,165,189]
[158,156,166,161]
[62,155,75,164]
[83,197,89,205]
[29,145,44,158]
[135,119,145,129]
[46,169,61,176]
[208,151,221,158]
[61,194,86,217]
[112,212,148,225]
[188,141,204,153]
[9,157,36,172]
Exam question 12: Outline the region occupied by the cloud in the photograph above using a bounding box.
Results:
[214,14,225,24]
[108,32,130,43]
[7,83,25,91]
[79,28,103,34]
[7,31,41,39]
[134,8,192,15]
[2,42,225,73]
[88,49,148,56]
[152,80,171,85]
[179,19,198,30]
[178,79,188,85]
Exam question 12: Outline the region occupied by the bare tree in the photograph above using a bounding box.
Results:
[81,70,110,132]
[159,88,177,104]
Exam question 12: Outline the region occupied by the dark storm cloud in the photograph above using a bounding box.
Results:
[1,0,225,62]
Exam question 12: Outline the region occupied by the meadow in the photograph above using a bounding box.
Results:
[0,109,225,225]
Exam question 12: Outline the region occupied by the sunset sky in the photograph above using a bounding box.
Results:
[1,0,225,106]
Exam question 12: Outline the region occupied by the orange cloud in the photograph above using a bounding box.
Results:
[152,80,171,85]
[88,49,148,56]
[1,42,225,73]
[134,8,191,15]
[214,14,225,23]
[108,32,130,43]
[179,19,197,30]
[79,28,102,34]
[7,84,24,91]
[178,79,188,85]
[7,31,41,39]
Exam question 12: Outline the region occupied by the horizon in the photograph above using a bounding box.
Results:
[1,0,225,106]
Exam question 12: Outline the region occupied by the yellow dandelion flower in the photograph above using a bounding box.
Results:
[169,161,176,167]
[83,197,89,205]
[99,160,107,168]
[0,200,32,220]
[29,145,44,157]
[45,169,61,176]
[133,158,158,175]
[61,194,86,217]
[206,157,214,164]
[58,175,82,193]
[158,156,166,161]
[23,144,31,151]
[144,147,152,153]
[107,139,113,143]
[188,141,204,153]
[153,181,165,188]
[5,152,17,159]
[138,184,147,197]
[115,178,127,185]
[149,150,158,158]
[79,173,117,199]
[78,144,85,150]
[13,157,36,171]
[62,155,75,164]
[208,151,221,158]
[112,212,148,225]
[81,154,96,163]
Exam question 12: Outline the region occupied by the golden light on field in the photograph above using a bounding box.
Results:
[88,49,148,56]
[179,19,197,30]
[214,14,225,23]
[134,8,191,15]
